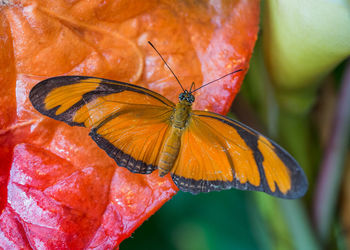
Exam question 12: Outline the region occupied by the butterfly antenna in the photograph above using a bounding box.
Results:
[148,41,185,92]
[190,69,244,94]
[189,82,195,92]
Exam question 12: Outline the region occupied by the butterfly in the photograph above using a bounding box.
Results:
[29,42,308,199]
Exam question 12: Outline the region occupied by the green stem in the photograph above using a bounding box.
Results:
[279,200,319,250]
[313,60,350,242]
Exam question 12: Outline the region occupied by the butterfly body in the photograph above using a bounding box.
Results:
[158,93,193,176]
[29,75,308,198]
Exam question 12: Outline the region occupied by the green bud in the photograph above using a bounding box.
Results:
[263,0,350,114]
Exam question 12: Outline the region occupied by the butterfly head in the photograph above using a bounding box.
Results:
[179,90,195,104]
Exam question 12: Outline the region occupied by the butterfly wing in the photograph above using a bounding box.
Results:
[29,76,175,174]
[170,110,308,198]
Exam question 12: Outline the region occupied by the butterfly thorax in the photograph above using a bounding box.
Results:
[172,101,192,128]
[157,92,194,177]
[172,90,194,128]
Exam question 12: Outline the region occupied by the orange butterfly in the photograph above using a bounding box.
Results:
[29,43,308,199]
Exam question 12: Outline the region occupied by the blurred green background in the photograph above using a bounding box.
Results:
[124,191,261,250]
[123,1,350,249]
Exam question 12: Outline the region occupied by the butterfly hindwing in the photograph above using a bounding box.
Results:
[29,76,175,174]
[89,105,173,174]
[170,110,308,198]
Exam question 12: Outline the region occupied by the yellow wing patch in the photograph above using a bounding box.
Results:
[45,78,101,114]
[257,136,291,193]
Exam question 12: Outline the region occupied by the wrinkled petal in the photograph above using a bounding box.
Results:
[0,0,259,248]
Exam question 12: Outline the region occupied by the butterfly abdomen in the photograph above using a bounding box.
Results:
[158,101,192,177]
[158,126,182,176]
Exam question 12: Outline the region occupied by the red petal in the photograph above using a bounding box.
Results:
[0,1,259,248]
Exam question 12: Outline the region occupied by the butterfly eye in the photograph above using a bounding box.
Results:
[189,95,195,103]
[179,93,185,101]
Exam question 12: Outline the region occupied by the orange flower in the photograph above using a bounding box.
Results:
[0,1,259,248]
